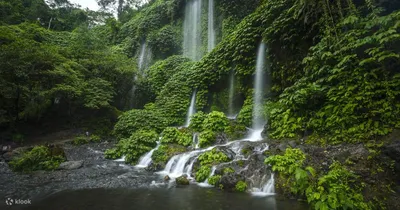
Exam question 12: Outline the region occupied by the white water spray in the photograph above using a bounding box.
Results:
[185,91,197,127]
[228,71,235,118]
[251,174,275,197]
[137,42,152,72]
[183,0,203,61]
[249,42,267,141]
[136,142,161,168]
[207,0,216,52]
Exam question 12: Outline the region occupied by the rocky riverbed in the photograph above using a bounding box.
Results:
[0,141,160,208]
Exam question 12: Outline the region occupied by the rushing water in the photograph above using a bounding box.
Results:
[207,0,216,52]
[24,187,307,210]
[138,42,152,72]
[185,91,197,127]
[136,142,161,168]
[250,42,267,140]
[183,0,202,61]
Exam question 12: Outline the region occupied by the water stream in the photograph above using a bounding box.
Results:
[136,142,161,168]
[207,0,216,52]
[185,91,197,127]
[183,0,203,61]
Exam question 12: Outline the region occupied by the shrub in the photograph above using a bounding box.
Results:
[90,134,101,143]
[236,98,253,127]
[72,136,89,145]
[113,109,167,139]
[223,167,235,174]
[105,130,158,164]
[9,146,65,172]
[151,144,187,165]
[235,181,247,192]
[198,130,216,148]
[195,165,211,182]
[198,149,230,166]
[189,111,206,132]
[208,175,222,186]
[161,127,192,147]
[203,111,230,132]
[266,149,371,209]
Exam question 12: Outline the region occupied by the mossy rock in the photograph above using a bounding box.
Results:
[176,175,190,186]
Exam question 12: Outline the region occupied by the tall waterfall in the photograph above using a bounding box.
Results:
[183,0,202,61]
[228,71,235,118]
[207,0,216,52]
[185,91,197,127]
[138,42,152,72]
[249,43,267,141]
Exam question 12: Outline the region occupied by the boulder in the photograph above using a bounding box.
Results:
[58,160,83,170]
[164,175,170,182]
[175,175,189,185]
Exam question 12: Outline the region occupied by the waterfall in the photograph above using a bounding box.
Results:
[249,42,267,141]
[183,0,202,61]
[138,42,152,72]
[251,174,275,197]
[207,0,216,52]
[185,91,197,127]
[136,142,161,168]
[192,133,200,149]
[228,71,235,118]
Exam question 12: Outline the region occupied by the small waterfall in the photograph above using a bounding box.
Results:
[207,0,216,52]
[193,133,200,149]
[249,42,267,141]
[136,142,161,168]
[161,150,202,178]
[183,0,202,61]
[185,91,197,127]
[228,71,235,118]
[138,42,152,72]
[251,174,275,197]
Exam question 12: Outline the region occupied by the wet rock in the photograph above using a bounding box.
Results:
[219,174,244,191]
[215,147,236,160]
[3,151,14,162]
[49,145,66,158]
[216,133,228,145]
[288,140,297,148]
[58,160,83,170]
[176,175,189,185]
[164,175,170,181]
[277,143,287,152]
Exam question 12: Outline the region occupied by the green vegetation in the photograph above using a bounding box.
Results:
[235,181,247,192]
[105,130,158,164]
[208,175,222,186]
[9,146,65,172]
[161,127,192,147]
[151,144,187,165]
[195,149,231,182]
[266,149,371,210]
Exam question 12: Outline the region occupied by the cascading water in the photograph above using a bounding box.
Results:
[185,91,197,127]
[207,0,216,52]
[251,174,275,197]
[183,0,202,61]
[249,42,267,141]
[228,71,235,118]
[136,141,161,168]
[192,133,200,149]
[137,42,152,72]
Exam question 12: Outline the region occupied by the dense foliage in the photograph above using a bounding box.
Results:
[266,149,371,209]
[9,145,65,172]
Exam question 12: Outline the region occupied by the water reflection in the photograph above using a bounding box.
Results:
[24,186,307,210]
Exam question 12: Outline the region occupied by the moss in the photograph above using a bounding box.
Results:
[223,167,235,174]
[235,181,247,192]
[9,146,66,172]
